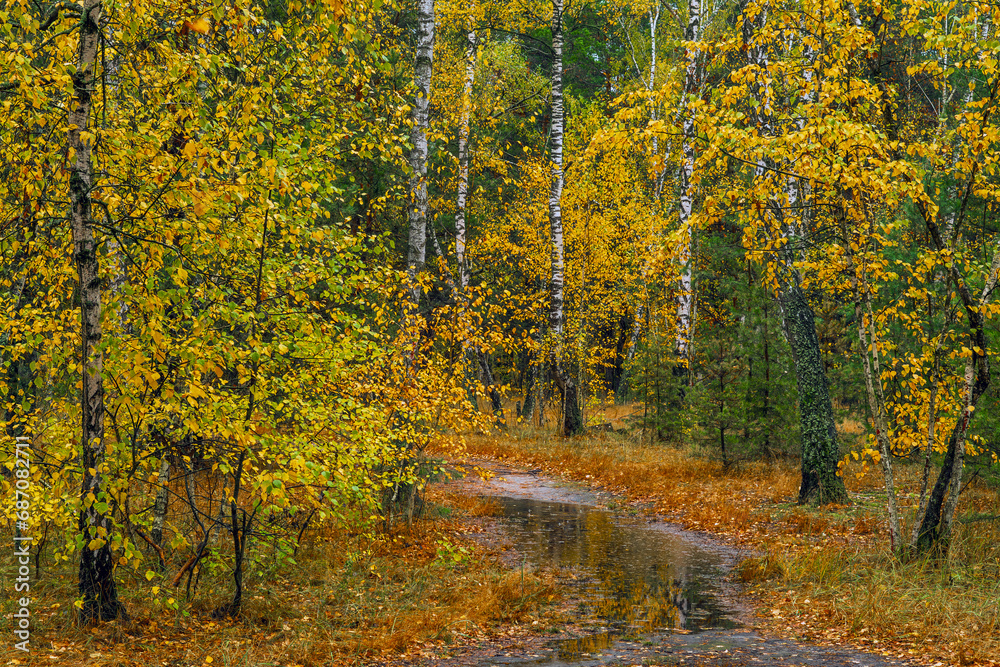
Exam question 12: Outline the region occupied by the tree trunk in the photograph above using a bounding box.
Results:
[476,348,506,424]
[913,234,998,553]
[780,278,849,505]
[72,0,125,623]
[838,203,902,545]
[674,0,702,376]
[150,456,171,569]
[742,1,848,505]
[455,22,475,291]
[547,0,583,436]
[407,0,435,303]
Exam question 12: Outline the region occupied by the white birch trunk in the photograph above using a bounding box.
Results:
[407,0,435,302]
[674,0,701,366]
[547,0,582,435]
[455,23,476,291]
[548,0,566,343]
[620,3,663,387]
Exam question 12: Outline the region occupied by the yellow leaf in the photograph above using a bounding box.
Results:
[187,17,211,34]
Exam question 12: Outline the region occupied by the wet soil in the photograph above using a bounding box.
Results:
[400,461,914,667]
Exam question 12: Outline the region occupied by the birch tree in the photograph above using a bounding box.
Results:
[548,0,584,435]
[614,0,666,402]
[455,21,476,292]
[408,0,435,304]
[69,0,126,622]
[673,0,702,379]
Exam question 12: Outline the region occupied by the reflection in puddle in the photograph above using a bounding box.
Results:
[557,632,614,660]
[593,578,685,631]
[497,496,738,633]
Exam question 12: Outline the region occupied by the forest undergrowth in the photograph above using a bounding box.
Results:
[1,492,558,667]
[449,402,1000,667]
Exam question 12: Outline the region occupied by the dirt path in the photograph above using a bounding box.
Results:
[390,459,917,667]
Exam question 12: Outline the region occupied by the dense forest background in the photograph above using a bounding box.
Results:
[2,0,1000,634]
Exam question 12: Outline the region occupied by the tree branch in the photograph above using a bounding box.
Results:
[40,0,83,31]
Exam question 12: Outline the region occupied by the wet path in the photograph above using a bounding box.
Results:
[417,464,911,667]
[496,495,739,634]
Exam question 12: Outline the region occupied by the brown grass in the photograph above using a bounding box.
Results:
[0,495,558,667]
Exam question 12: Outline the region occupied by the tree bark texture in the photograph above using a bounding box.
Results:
[780,278,849,505]
[455,24,475,291]
[743,2,847,505]
[547,0,583,436]
[674,0,701,370]
[71,0,125,623]
[407,0,435,302]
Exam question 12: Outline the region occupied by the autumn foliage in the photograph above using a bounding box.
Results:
[2,0,1000,660]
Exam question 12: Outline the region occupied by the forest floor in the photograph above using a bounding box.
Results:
[5,406,999,667]
[418,403,1000,667]
[2,481,559,667]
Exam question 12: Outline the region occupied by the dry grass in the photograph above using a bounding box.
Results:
[439,402,1000,666]
[0,495,558,667]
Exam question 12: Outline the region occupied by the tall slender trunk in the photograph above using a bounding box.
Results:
[447,21,504,426]
[744,1,847,505]
[407,0,435,304]
[619,3,667,393]
[913,231,998,553]
[150,456,171,569]
[455,21,475,292]
[72,0,125,623]
[547,0,583,435]
[842,226,902,544]
[674,0,702,376]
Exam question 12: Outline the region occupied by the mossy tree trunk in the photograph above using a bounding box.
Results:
[779,279,849,505]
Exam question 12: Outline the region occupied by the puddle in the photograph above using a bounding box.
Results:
[426,464,908,667]
[497,496,739,634]
[556,632,614,660]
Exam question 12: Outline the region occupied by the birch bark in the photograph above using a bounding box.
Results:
[407,0,435,304]
[548,0,583,435]
[71,0,126,622]
[617,3,663,402]
[674,0,702,374]
[455,23,475,291]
